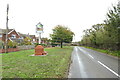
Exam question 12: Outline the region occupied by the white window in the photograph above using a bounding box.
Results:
[11,34,16,38]
[0,35,2,37]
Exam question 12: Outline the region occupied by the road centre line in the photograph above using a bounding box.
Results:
[78,47,94,59]
[97,61,120,77]
[88,54,94,59]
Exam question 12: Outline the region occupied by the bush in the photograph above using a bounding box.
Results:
[8,41,18,48]
[34,43,47,47]
[23,37,32,45]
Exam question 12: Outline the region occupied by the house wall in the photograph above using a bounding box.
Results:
[2,34,6,42]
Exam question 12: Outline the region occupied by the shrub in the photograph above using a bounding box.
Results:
[8,41,18,48]
[23,37,32,45]
[34,43,47,47]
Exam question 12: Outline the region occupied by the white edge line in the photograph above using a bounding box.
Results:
[98,61,120,77]
[76,47,87,77]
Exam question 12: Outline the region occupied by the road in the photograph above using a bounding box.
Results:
[68,46,120,78]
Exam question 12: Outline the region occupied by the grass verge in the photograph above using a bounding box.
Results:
[1,46,73,78]
[83,46,120,58]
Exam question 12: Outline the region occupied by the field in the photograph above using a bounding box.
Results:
[1,46,73,78]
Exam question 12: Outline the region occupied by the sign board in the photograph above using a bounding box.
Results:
[36,22,43,33]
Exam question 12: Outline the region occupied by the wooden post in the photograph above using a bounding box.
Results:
[5,4,9,53]
[39,33,41,44]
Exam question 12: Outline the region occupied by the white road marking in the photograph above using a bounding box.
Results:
[75,47,87,77]
[88,54,94,59]
[98,61,120,77]
[78,47,94,59]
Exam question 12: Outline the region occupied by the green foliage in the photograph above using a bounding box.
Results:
[23,37,32,45]
[8,41,18,48]
[34,43,47,47]
[50,25,74,48]
[8,41,13,48]
[80,2,120,51]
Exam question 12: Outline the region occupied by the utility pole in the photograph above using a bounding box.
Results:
[5,4,9,53]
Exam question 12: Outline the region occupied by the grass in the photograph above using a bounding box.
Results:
[83,46,120,58]
[1,46,73,78]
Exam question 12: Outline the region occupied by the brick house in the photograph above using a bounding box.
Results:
[0,29,22,43]
[0,28,37,45]
[0,28,38,53]
[18,32,37,44]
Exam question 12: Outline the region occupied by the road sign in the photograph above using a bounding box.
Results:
[36,22,43,33]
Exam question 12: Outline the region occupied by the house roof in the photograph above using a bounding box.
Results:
[0,29,14,35]
[0,28,37,40]
[17,32,30,38]
[18,32,36,38]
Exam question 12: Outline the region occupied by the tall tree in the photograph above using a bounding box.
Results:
[104,2,120,50]
[80,1,120,50]
[50,25,74,48]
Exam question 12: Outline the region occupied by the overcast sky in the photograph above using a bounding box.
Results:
[0,0,119,42]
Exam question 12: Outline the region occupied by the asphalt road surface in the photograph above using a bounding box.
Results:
[68,46,120,78]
